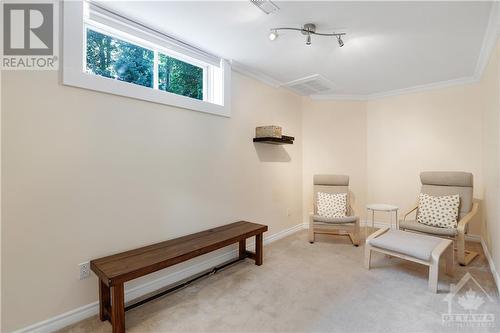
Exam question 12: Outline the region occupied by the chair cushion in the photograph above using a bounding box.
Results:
[312,214,358,224]
[317,192,347,218]
[368,230,444,261]
[417,193,459,228]
[400,219,458,236]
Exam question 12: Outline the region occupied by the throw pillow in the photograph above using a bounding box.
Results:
[317,192,347,218]
[417,193,460,228]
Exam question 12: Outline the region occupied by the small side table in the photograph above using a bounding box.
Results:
[366,204,399,231]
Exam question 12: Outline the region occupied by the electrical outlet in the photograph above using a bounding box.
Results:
[79,261,90,280]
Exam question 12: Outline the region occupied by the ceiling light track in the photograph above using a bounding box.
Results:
[269,23,346,47]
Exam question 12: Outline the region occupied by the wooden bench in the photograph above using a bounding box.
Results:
[90,221,268,333]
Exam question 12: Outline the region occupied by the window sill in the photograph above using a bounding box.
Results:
[63,68,230,117]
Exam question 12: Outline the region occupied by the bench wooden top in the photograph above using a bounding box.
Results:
[90,221,267,285]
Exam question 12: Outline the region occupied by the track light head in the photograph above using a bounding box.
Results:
[306,33,311,46]
[337,35,344,47]
[269,30,278,41]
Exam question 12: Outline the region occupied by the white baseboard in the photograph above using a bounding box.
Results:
[480,238,500,296]
[11,222,305,333]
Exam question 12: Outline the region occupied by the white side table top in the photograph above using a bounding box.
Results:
[366,203,399,211]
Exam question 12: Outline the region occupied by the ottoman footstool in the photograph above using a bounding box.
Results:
[365,228,454,292]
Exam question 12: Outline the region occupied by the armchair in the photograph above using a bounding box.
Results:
[399,171,479,266]
[309,175,360,246]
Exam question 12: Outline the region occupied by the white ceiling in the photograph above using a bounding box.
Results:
[98,1,493,97]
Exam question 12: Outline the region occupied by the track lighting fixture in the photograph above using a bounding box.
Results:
[268,23,345,47]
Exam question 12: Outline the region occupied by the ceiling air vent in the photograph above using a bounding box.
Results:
[250,0,279,14]
[283,75,334,96]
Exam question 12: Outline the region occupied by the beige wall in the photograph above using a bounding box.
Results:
[1,71,303,332]
[480,38,500,279]
[301,85,484,235]
[3,42,500,333]
[366,84,484,234]
[301,99,367,221]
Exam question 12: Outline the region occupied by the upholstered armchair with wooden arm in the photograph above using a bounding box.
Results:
[309,175,360,246]
[399,171,479,266]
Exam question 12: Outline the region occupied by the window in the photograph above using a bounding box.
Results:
[85,28,205,100]
[86,29,154,88]
[63,1,230,117]
[158,53,203,100]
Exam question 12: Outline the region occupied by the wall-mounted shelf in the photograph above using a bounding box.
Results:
[253,136,294,145]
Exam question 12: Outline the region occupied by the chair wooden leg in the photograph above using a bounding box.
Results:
[455,233,479,266]
[352,220,360,246]
[347,232,360,247]
[457,233,466,266]
[309,218,315,244]
[111,283,125,333]
[463,250,479,265]
[99,279,111,322]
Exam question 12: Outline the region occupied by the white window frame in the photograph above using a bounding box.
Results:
[63,0,231,117]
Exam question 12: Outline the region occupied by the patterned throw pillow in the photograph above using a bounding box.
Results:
[317,192,347,218]
[417,193,460,228]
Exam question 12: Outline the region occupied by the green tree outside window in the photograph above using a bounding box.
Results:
[158,53,203,100]
[86,29,154,88]
[86,29,204,100]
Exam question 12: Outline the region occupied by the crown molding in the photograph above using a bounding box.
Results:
[231,61,282,88]
[473,0,500,81]
[310,76,480,101]
[310,93,368,101]
[234,2,500,102]
[366,76,479,100]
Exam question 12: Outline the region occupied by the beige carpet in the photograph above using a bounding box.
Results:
[58,229,500,333]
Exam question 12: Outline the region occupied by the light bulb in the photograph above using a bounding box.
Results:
[306,33,311,46]
[269,30,278,41]
[337,36,344,47]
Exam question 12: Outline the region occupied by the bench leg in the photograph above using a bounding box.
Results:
[428,261,439,293]
[255,233,263,266]
[99,279,111,321]
[111,283,125,333]
[239,239,246,259]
